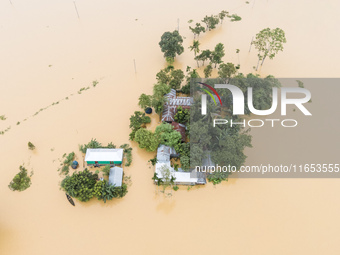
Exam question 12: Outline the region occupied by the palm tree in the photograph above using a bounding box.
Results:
[189,40,200,57]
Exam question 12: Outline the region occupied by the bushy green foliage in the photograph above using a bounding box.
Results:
[207,172,230,185]
[61,169,98,202]
[179,155,190,171]
[79,138,102,153]
[102,165,111,177]
[134,128,160,152]
[204,64,213,78]
[211,43,225,67]
[8,166,33,191]
[28,142,35,150]
[148,156,158,166]
[189,23,206,38]
[173,185,179,191]
[155,123,182,148]
[218,63,237,82]
[107,142,116,148]
[159,30,184,59]
[0,115,6,120]
[79,139,118,153]
[252,27,286,69]
[169,69,185,90]
[129,111,151,141]
[93,180,128,203]
[230,14,242,22]
[174,106,190,124]
[195,50,212,66]
[59,152,75,175]
[138,94,152,109]
[156,66,184,90]
[120,144,133,166]
[202,15,220,31]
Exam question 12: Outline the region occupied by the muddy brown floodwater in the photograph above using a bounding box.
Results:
[1,1,340,254]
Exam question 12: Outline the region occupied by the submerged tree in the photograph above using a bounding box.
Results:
[195,49,212,67]
[252,27,287,70]
[28,142,35,150]
[8,165,33,192]
[202,15,220,31]
[211,43,225,67]
[229,14,242,22]
[159,30,184,60]
[189,23,206,39]
[218,63,237,83]
[189,40,200,57]
[204,64,213,78]
[219,10,229,24]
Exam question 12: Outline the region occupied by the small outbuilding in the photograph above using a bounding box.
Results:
[109,166,123,187]
[85,148,123,165]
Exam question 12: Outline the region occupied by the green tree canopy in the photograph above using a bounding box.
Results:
[189,23,206,39]
[8,165,33,192]
[134,128,160,152]
[218,63,237,83]
[189,40,200,56]
[211,43,225,67]
[155,123,182,148]
[252,27,287,70]
[61,169,98,202]
[138,94,152,109]
[159,30,184,59]
[202,15,220,31]
[219,10,229,24]
[204,64,213,78]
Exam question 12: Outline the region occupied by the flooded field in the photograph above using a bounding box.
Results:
[1,1,339,254]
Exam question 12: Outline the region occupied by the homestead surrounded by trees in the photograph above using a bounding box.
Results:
[154,145,206,185]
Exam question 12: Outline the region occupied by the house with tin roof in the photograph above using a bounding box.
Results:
[154,145,206,186]
[85,148,123,166]
[161,89,193,123]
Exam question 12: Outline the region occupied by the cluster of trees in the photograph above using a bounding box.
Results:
[61,169,127,203]
[180,67,200,94]
[190,75,281,184]
[252,27,287,70]
[133,123,182,152]
[189,10,242,38]
[138,82,170,117]
[193,43,232,72]
[129,111,151,140]
[8,165,33,192]
[156,66,185,90]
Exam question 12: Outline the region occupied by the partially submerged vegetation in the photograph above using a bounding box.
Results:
[61,169,127,203]
[28,142,35,150]
[0,80,99,136]
[58,152,75,175]
[8,165,33,192]
[79,138,116,153]
[130,9,286,187]
[252,27,287,70]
